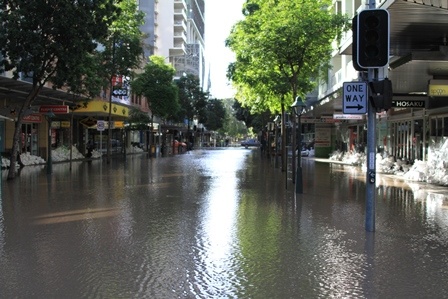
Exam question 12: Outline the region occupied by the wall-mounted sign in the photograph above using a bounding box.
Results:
[39,105,69,114]
[391,99,426,108]
[22,114,42,123]
[428,79,448,97]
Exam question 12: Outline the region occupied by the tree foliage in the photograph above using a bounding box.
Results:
[96,0,145,87]
[204,98,226,132]
[233,100,271,133]
[226,0,349,113]
[0,0,122,179]
[131,55,179,120]
[175,74,208,127]
[126,107,151,131]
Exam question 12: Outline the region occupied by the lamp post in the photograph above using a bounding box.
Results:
[273,115,281,168]
[44,110,56,175]
[291,97,306,194]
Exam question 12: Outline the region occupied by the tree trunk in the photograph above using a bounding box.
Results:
[7,85,41,180]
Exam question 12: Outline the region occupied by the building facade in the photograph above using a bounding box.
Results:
[0,0,208,162]
[308,0,448,164]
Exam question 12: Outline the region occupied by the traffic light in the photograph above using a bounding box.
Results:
[369,78,393,111]
[357,9,389,68]
[351,15,367,72]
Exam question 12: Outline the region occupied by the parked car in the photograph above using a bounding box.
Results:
[241,139,260,148]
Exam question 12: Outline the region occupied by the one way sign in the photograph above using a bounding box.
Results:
[343,82,367,114]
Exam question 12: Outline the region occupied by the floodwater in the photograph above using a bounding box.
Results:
[0,148,447,298]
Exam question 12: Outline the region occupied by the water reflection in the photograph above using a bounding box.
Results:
[0,151,447,298]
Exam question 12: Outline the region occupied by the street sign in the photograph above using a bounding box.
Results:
[343,82,367,114]
[97,120,105,131]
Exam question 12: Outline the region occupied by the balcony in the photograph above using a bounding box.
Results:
[174,20,187,32]
[174,8,187,21]
[174,0,187,10]
[170,42,187,56]
[173,31,187,43]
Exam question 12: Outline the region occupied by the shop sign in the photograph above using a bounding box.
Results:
[333,114,364,120]
[61,121,70,128]
[391,100,426,108]
[22,114,42,123]
[302,117,342,124]
[428,85,448,97]
[51,121,61,129]
[39,105,69,114]
[80,117,97,127]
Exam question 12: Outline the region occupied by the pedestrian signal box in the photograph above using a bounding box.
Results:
[357,9,390,68]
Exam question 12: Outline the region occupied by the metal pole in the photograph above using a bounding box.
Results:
[46,117,52,175]
[365,0,376,232]
[291,113,296,184]
[107,35,116,164]
[274,123,279,168]
[296,114,303,194]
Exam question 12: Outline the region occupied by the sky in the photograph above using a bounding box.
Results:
[205,0,245,99]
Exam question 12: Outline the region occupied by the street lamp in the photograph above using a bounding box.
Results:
[291,97,306,194]
[273,115,281,168]
[44,110,56,175]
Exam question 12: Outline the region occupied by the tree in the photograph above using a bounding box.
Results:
[175,74,208,129]
[131,55,179,150]
[126,107,151,131]
[95,0,145,163]
[232,100,271,133]
[204,98,226,132]
[227,0,349,109]
[0,0,119,179]
[132,55,179,120]
[227,0,349,168]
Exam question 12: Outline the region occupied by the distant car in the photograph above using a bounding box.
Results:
[241,139,260,148]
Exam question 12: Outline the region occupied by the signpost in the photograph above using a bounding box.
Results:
[348,0,389,232]
[97,120,105,154]
[343,82,367,114]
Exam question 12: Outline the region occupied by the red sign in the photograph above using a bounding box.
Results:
[23,114,42,123]
[39,105,69,114]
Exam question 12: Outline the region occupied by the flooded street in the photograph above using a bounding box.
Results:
[0,148,448,298]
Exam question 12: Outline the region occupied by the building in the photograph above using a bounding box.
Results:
[307,0,448,164]
[140,0,206,87]
[0,0,208,163]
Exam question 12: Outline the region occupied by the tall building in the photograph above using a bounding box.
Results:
[140,0,206,87]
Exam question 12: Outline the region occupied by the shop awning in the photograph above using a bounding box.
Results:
[72,100,129,120]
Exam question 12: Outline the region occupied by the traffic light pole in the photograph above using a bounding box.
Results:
[365,0,377,232]
[366,69,376,232]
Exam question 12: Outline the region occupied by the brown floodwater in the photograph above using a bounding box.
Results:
[0,148,447,298]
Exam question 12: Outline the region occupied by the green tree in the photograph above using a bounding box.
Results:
[221,98,247,139]
[227,0,348,109]
[232,100,271,133]
[126,107,151,131]
[227,0,349,167]
[175,74,208,129]
[204,98,226,132]
[0,0,119,179]
[96,0,145,162]
[131,55,179,150]
[131,55,179,120]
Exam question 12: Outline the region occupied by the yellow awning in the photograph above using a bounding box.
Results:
[73,100,129,118]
